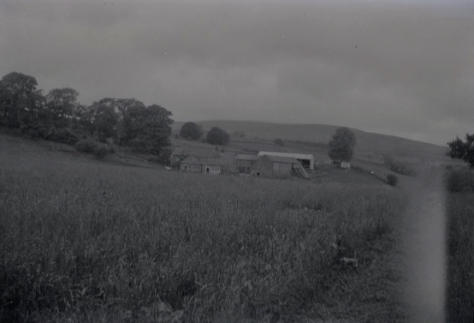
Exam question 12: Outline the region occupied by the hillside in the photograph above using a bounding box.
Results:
[173,120,448,164]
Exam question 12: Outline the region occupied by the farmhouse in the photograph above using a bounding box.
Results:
[180,156,226,175]
[257,151,315,170]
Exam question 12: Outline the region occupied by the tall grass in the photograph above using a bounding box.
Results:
[446,190,474,322]
[0,151,404,322]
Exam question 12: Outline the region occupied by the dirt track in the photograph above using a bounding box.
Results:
[401,168,446,323]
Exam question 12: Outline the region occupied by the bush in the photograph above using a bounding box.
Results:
[148,147,172,165]
[74,138,98,153]
[384,156,416,176]
[386,174,398,186]
[45,128,79,145]
[93,145,109,159]
[446,168,474,193]
[75,138,111,159]
[274,138,284,146]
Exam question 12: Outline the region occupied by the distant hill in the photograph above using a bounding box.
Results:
[173,120,448,163]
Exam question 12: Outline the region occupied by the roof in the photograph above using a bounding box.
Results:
[235,154,258,161]
[200,157,226,166]
[258,151,314,160]
[261,155,300,164]
[181,155,226,166]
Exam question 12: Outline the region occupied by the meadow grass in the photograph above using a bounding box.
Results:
[0,142,405,322]
[446,191,474,323]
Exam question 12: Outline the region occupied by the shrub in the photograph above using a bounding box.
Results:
[446,168,474,193]
[386,174,398,186]
[75,138,111,159]
[46,128,79,145]
[74,138,98,153]
[148,147,172,165]
[274,138,284,146]
[384,156,416,176]
[93,145,108,159]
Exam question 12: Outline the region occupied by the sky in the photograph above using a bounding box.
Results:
[1,0,473,145]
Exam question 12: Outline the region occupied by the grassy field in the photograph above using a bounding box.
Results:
[0,135,407,322]
[446,170,474,322]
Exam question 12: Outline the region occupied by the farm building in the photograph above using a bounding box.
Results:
[180,156,227,175]
[180,156,203,173]
[257,151,315,170]
[235,154,258,174]
[251,155,309,179]
[333,160,351,169]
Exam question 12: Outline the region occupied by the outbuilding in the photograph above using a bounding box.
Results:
[252,155,308,178]
[235,153,258,174]
[257,151,315,170]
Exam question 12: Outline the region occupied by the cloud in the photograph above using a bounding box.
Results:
[1,0,473,144]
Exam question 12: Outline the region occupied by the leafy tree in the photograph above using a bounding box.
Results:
[129,104,173,155]
[44,88,79,129]
[448,134,474,167]
[114,99,148,144]
[0,72,44,132]
[206,127,230,145]
[328,127,356,162]
[180,122,203,140]
[88,99,120,142]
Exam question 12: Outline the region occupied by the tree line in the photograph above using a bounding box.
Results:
[0,72,173,162]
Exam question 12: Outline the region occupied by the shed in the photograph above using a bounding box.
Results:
[180,156,203,173]
[252,155,306,178]
[235,153,258,174]
[333,160,351,169]
[179,155,226,175]
[200,157,226,175]
[257,151,315,170]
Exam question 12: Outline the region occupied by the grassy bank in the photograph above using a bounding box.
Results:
[446,188,474,322]
[0,139,405,322]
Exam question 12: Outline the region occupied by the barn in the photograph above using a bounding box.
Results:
[235,154,258,174]
[201,157,226,175]
[180,156,203,173]
[257,151,315,170]
[180,156,226,175]
[251,155,308,178]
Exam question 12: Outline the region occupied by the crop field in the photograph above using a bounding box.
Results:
[0,137,406,322]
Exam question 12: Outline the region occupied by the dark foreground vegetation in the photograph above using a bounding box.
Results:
[0,140,405,322]
[446,168,474,323]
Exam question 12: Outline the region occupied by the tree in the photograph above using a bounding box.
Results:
[0,72,44,131]
[44,88,79,129]
[206,127,229,145]
[129,104,173,155]
[179,122,203,140]
[114,99,148,145]
[328,127,356,162]
[88,99,120,142]
[448,134,474,167]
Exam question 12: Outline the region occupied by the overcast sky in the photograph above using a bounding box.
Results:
[1,0,473,144]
